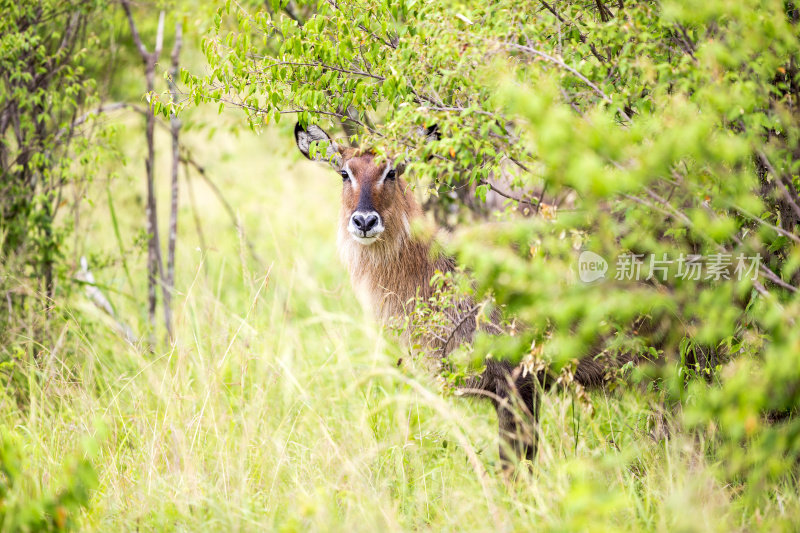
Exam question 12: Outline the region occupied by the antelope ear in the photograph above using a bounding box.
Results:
[408,124,440,164]
[411,124,440,143]
[294,123,341,167]
[423,124,440,142]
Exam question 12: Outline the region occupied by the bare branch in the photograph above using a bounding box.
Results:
[729,204,800,246]
[180,153,264,265]
[479,179,537,209]
[119,0,149,59]
[671,24,698,62]
[538,1,608,63]
[165,19,183,340]
[622,193,691,225]
[77,256,138,344]
[154,10,166,57]
[439,304,481,356]
[503,41,632,122]
[119,0,170,336]
[758,150,800,222]
[254,60,385,81]
[595,0,613,22]
[55,102,144,141]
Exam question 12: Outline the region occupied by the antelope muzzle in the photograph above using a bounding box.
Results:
[348,210,384,244]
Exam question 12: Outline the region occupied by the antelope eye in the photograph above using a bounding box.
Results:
[339,170,349,181]
[386,169,396,181]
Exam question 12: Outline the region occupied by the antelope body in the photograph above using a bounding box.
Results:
[295,123,619,465]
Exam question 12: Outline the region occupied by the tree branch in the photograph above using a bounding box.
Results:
[179,153,264,265]
[255,60,385,81]
[538,1,608,63]
[165,19,183,341]
[119,0,149,59]
[154,10,165,57]
[503,41,632,122]
[758,150,800,222]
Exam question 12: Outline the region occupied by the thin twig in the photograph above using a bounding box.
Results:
[503,41,632,123]
[165,19,183,341]
[439,304,481,356]
[120,0,149,58]
[255,61,385,81]
[479,179,537,208]
[538,0,608,63]
[154,10,165,56]
[180,154,265,265]
[758,150,800,221]
[183,162,208,273]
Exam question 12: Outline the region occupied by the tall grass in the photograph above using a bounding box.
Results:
[1,118,798,532]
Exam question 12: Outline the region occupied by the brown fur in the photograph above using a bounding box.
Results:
[335,151,620,374]
[332,149,547,464]
[337,154,440,319]
[296,124,628,467]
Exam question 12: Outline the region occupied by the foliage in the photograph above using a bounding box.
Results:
[1,0,800,529]
[4,135,799,530]
[0,426,98,532]
[0,0,109,301]
[387,268,504,384]
[188,0,800,493]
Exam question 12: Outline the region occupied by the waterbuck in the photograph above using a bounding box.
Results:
[294,122,629,467]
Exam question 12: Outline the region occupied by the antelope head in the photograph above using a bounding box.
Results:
[294,123,424,252]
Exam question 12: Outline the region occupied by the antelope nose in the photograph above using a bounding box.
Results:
[352,213,379,233]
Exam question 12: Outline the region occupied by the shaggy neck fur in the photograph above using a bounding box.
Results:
[337,178,454,323]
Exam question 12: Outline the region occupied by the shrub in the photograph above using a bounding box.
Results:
[184,0,800,493]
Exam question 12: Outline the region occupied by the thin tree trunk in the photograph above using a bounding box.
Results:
[122,1,172,339]
[144,57,159,327]
[165,20,183,340]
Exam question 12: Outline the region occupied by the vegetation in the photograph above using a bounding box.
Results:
[1,0,107,301]
[1,0,800,530]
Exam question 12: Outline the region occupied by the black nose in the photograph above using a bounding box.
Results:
[352,213,379,232]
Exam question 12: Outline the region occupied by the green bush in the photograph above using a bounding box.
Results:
[185,0,800,494]
[0,0,108,301]
[0,427,98,532]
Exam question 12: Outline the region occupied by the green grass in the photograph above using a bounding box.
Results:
[2,115,799,532]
